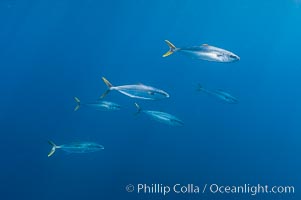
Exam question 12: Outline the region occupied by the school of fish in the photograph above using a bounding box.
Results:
[48,40,240,157]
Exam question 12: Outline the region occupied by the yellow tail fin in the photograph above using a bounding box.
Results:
[102,77,113,88]
[100,77,113,99]
[162,40,176,57]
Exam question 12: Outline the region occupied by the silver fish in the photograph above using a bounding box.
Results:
[48,141,104,157]
[100,77,169,100]
[73,97,121,111]
[197,84,238,104]
[135,103,183,126]
[163,40,240,63]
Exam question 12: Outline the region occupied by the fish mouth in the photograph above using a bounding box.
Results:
[230,54,240,61]
[234,55,240,61]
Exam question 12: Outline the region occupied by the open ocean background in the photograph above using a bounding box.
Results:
[0,0,300,199]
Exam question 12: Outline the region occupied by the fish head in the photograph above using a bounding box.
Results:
[225,52,240,62]
[113,104,121,110]
[87,143,104,150]
[147,90,170,100]
[95,144,104,150]
[215,51,240,62]
[229,53,240,62]
[214,90,238,103]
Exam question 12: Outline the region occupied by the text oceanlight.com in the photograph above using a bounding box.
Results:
[125,183,295,196]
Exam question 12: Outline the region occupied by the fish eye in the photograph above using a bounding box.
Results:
[230,55,237,59]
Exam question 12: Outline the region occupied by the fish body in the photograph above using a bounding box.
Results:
[163,40,240,63]
[100,77,169,100]
[74,97,121,111]
[48,141,104,157]
[135,103,183,126]
[198,85,238,104]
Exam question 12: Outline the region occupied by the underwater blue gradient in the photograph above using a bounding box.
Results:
[0,0,300,199]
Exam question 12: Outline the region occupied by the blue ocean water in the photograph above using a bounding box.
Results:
[0,0,300,199]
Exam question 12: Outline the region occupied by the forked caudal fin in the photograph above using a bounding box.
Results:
[74,97,80,111]
[162,40,176,57]
[100,77,113,99]
[134,103,142,114]
[48,141,57,157]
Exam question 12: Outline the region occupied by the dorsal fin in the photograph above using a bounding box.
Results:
[202,44,209,46]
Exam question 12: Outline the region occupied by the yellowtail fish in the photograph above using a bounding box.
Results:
[163,40,240,62]
[135,103,183,126]
[100,77,170,100]
[73,97,121,111]
[197,84,238,104]
[47,141,104,157]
